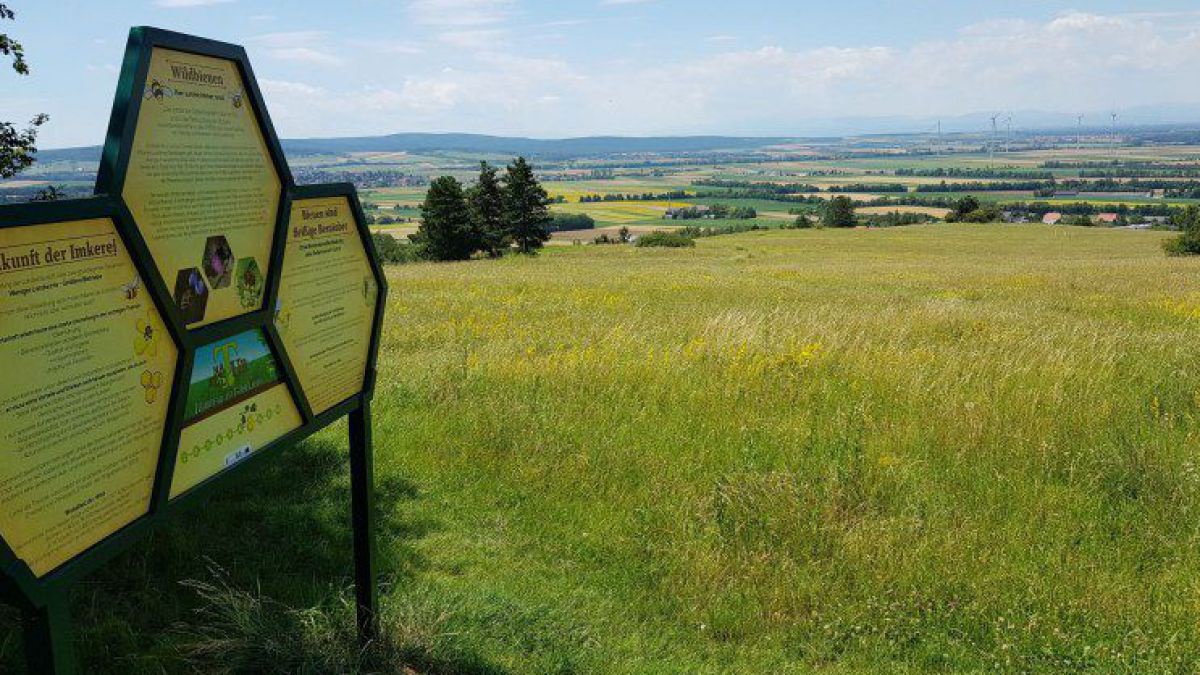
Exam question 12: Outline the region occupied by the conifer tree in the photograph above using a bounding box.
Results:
[467,161,507,257]
[502,156,552,254]
[413,176,475,261]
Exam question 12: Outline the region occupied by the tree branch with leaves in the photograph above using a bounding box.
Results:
[0,4,48,180]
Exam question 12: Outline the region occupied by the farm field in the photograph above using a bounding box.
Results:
[548,224,681,245]
[9,224,1200,672]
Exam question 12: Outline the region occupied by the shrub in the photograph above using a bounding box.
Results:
[371,232,422,264]
[547,213,596,232]
[1164,206,1200,256]
[635,231,696,248]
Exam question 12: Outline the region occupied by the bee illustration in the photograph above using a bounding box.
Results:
[122,276,142,301]
[230,88,244,109]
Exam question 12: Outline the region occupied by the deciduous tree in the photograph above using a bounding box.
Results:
[823,195,857,228]
[0,5,47,179]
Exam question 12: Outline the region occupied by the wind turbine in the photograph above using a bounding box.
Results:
[927,119,942,157]
[1005,113,1013,154]
[989,113,1001,163]
[1076,114,1084,151]
[1110,110,1119,156]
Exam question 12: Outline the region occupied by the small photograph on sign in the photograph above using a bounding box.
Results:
[173,267,208,324]
[235,256,264,310]
[202,235,234,289]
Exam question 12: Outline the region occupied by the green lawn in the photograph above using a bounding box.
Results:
[6,224,1200,673]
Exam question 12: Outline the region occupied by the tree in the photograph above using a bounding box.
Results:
[945,195,1001,223]
[1163,206,1200,256]
[502,156,552,254]
[823,195,857,228]
[950,196,980,219]
[467,161,507,257]
[1,5,48,179]
[412,176,475,261]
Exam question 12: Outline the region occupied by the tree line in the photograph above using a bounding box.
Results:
[402,157,553,261]
[578,190,688,202]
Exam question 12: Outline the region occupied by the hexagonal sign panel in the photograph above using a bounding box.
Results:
[121,47,282,328]
[0,217,176,577]
[275,196,380,415]
[171,328,302,498]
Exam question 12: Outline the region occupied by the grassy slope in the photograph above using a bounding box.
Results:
[6,224,1200,673]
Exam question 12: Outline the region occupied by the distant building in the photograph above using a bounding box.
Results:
[1095,213,1120,225]
[1042,212,1063,225]
[1002,210,1029,223]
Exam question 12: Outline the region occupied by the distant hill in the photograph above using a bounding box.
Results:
[36,134,797,163]
[37,146,103,162]
[279,133,796,157]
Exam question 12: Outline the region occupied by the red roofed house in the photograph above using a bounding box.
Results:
[1095,213,1119,225]
[1042,212,1062,225]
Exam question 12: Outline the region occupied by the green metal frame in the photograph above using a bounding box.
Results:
[0,26,389,674]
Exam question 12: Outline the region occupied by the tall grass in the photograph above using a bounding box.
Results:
[5,223,1200,672]
[372,224,1200,672]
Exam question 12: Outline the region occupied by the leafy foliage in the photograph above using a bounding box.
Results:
[1163,206,1200,256]
[0,5,45,180]
[945,196,1001,223]
[371,232,422,264]
[635,231,696,248]
[822,195,857,228]
[0,4,27,75]
[547,213,596,232]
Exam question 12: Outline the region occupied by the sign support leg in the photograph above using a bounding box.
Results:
[23,591,76,675]
[348,400,380,646]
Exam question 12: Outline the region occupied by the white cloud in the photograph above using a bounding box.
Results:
[255,11,1200,139]
[251,31,329,48]
[250,32,344,66]
[153,0,234,7]
[407,0,512,28]
[267,47,344,66]
[407,0,513,48]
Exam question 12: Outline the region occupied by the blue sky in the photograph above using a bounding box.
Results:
[6,1,1200,147]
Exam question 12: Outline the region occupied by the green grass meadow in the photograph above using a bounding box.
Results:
[7,224,1200,672]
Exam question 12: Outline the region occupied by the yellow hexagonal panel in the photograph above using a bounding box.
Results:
[275,197,379,415]
[171,328,302,498]
[0,218,176,577]
[122,47,281,328]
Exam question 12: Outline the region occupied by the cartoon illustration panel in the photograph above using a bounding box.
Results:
[171,328,301,498]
